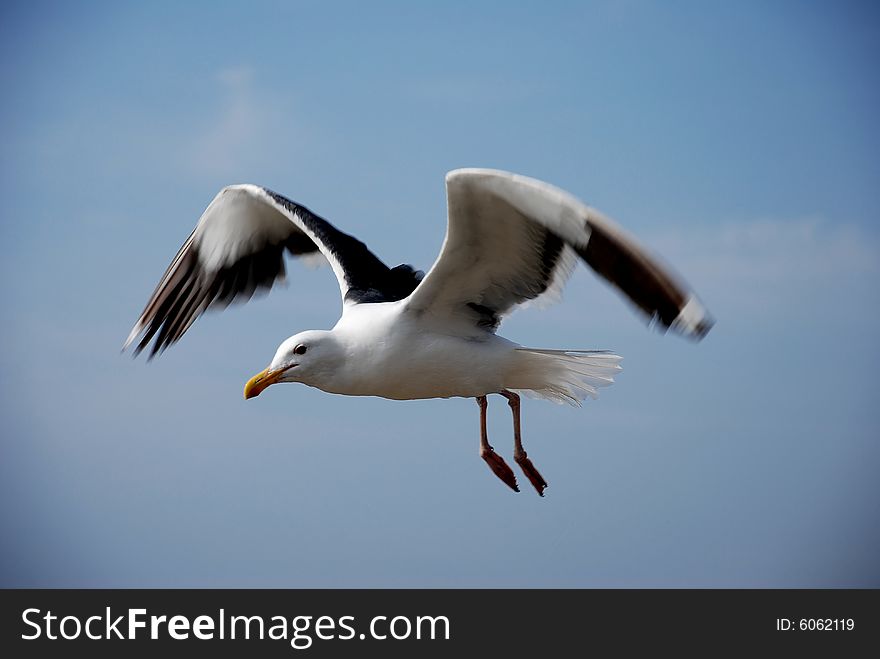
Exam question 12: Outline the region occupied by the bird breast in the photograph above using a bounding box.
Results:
[322,302,514,400]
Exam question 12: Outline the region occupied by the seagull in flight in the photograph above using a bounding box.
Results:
[125,169,713,495]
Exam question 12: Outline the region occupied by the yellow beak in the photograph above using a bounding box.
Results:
[244,367,285,399]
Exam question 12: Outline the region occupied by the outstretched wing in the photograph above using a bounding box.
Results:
[404,168,713,338]
[125,185,422,357]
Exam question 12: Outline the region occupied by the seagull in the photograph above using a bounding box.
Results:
[125,168,713,495]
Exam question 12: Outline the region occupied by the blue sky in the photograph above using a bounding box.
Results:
[1,1,878,587]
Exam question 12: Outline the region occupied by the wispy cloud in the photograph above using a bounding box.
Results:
[511,216,880,337]
[185,66,261,177]
[642,217,880,320]
[649,217,879,282]
[184,65,297,179]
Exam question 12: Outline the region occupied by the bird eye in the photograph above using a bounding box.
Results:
[294,344,307,355]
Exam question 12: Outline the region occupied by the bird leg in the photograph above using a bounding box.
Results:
[477,395,519,492]
[500,390,548,496]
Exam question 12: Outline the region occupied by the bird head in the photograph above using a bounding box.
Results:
[243,329,339,399]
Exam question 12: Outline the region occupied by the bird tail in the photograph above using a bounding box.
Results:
[507,348,622,406]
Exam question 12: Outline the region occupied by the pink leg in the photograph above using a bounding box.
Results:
[477,395,519,492]
[500,390,548,496]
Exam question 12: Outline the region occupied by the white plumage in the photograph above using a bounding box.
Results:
[126,168,713,494]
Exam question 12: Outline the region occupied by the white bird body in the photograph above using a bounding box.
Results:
[274,295,623,403]
[125,168,712,493]
[324,300,517,400]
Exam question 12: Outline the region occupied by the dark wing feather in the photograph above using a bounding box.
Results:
[263,190,422,305]
[405,169,713,338]
[125,185,422,358]
[577,225,711,336]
